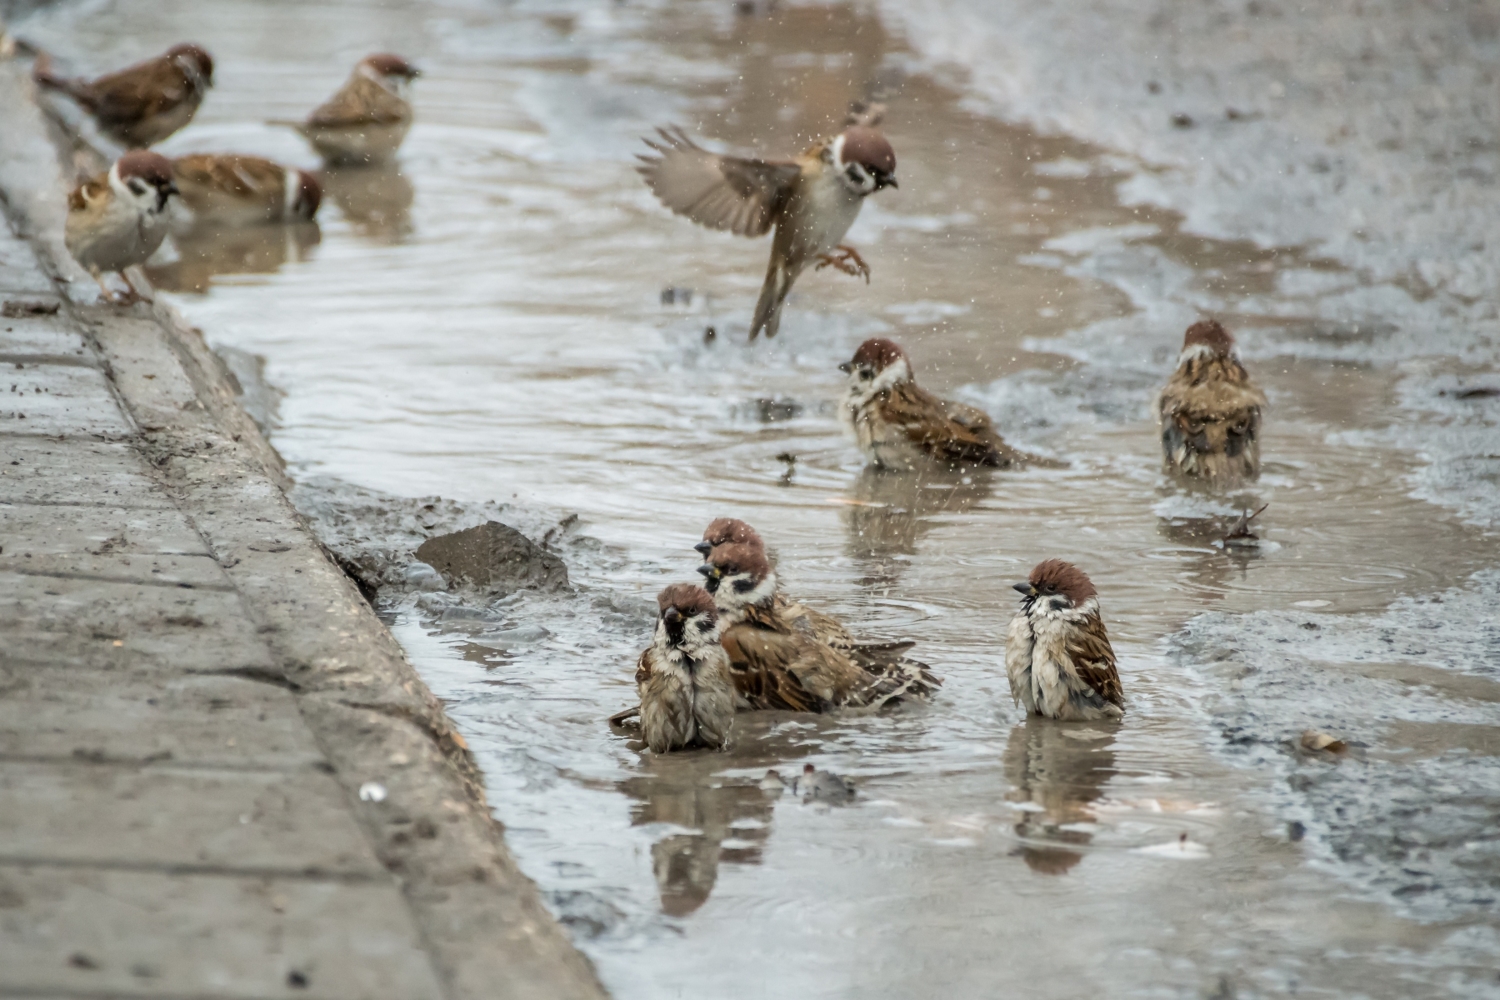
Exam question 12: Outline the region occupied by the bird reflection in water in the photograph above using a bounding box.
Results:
[147,219,320,293]
[841,465,992,587]
[616,714,814,916]
[320,164,414,243]
[1002,718,1117,875]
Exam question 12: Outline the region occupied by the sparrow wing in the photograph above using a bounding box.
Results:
[637,127,801,237]
[1159,360,1266,460]
[719,619,820,712]
[1064,613,1123,708]
[634,647,654,690]
[80,57,192,124]
[174,154,285,201]
[883,382,1032,468]
[306,74,409,127]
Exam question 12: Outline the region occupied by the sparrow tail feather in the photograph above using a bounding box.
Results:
[750,260,792,340]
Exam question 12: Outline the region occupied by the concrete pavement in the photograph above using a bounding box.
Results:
[0,61,606,1000]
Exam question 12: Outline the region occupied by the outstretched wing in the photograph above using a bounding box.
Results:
[1065,613,1123,707]
[637,127,801,237]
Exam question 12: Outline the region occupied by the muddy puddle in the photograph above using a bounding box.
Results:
[17,0,1500,995]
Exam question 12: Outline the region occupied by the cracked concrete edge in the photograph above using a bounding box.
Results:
[0,61,609,1000]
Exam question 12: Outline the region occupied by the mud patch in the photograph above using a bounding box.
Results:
[1176,570,1500,921]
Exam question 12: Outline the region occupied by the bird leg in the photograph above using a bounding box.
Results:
[118,267,152,304]
[815,244,871,283]
[90,270,134,306]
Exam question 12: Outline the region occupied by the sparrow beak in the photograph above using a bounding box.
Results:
[875,173,897,191]
[697,564,721,593]
[693,541,713,557]
[663,607,682,626]
[1013,581,1037,597]
[838,361,854,374]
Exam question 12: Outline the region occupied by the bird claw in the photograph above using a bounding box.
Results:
[815,245,871,283]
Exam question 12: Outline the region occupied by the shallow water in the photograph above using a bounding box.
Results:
[18,0,1500,995]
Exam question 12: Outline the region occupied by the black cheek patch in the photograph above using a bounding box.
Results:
[732,578,755,594]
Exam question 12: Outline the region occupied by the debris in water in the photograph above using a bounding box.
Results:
[660,286,694,306]
[1171,112,1194,128]
[358,781,388,802]
[703,325,716,343]
[1446,386,1499,399]
[776,451,796,485]
[759,769,787,793]
[794,763,856,805]
[1300,730,1348,754]
[415,520,570,595]
[1221,503,1269,548]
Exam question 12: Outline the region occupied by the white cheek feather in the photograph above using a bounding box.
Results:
[712,571,777,617]
[1177,342,1237,367]
[283,168,300,217]
[845,357,911,408]
[1026,594,1099,627]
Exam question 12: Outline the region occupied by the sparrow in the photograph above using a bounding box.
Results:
[32,43,214,149]
[1158,319,1267,483]
[699,541,939,712]
[694,516,764,558]
[634,584,736,753]
[1005,560,1123,721]
[841,337,1039,470]
[172,154,322,225]
[276,53,420,166]
[638,122,897,339]
[64,151,179,303]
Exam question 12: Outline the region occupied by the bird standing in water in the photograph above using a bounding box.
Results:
[634,584,735,753]
[1005,560,1123,721]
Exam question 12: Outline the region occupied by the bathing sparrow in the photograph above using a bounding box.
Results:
[277,53,420,166]
[634,584,735,753]
[1006,560,1123,721]
[1158,319,1266,483]
[840,337,1037,470]
[172,154,321,225]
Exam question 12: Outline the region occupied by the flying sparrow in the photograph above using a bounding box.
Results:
[1158,319,1267,483]
[64,151,179,303]
[33,43,214,149]
[841,337,1038,470]
[638,123,897,339]
[699,540,939,712]
[276,53,420,166]
[1005,560,1123,721]
[172,154,321,225]
[633,584,736,753]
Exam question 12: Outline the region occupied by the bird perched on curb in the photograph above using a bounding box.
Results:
[171,154,322,225]
[275,54,419,166]
[700,540,939,712]
[1005,560,1123,721]
[634,584,735,753]
[33,44,214,149]
[841,338,1040,470]
[65,151,179,303]
[1158,319,1266,483]
[638,121,897,339]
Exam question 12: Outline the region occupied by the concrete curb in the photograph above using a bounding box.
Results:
[0,59,607,1000]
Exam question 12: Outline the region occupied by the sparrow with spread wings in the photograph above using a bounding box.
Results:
[1005,560,1123,721]
[33,43,214,149]
[638,122,897,339]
